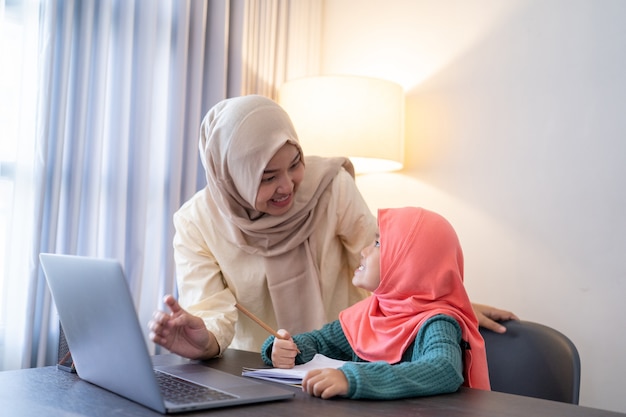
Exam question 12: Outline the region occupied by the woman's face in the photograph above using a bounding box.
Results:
[255,143,304,216]
[352,236,381,292]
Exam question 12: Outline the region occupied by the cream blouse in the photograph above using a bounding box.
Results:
[173,168,377,354]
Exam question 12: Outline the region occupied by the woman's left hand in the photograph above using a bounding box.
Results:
[472,303,519,333]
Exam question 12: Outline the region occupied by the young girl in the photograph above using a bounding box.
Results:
[262,207,491,399]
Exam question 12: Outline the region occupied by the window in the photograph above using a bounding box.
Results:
[0,0,41,365]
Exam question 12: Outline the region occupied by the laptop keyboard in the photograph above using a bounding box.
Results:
[155,370,238,404]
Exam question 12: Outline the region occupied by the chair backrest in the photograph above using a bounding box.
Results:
[479,320,581,404]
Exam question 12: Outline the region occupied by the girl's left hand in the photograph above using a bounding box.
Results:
[301,368,348,399]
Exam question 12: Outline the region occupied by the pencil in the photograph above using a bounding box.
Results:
[234,303,301,353]
[235,303,282,338]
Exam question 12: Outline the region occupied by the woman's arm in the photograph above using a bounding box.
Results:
[334,169,378,265]
[168,201,238,357]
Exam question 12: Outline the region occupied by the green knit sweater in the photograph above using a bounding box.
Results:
[260,314,464,399]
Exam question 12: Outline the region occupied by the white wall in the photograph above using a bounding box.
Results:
[320,0,626,413]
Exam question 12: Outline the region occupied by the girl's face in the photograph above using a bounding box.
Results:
[255,143,304,216]
[352,236,381,292]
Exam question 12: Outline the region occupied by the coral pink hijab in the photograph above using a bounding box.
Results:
[339,207,490,390]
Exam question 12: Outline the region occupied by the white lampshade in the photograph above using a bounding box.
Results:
[279,75,404,174]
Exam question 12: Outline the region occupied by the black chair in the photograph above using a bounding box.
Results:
[479,320,581,404]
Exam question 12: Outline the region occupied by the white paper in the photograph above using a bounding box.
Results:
[242,354,350,385]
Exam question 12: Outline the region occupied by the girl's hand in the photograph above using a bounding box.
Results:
[270,329,299,368]
[302,368,348,399]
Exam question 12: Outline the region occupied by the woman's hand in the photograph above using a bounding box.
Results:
[472,303,519,333]
[270,329,299,369]
[302,368,348,399]
[148,294,219,360]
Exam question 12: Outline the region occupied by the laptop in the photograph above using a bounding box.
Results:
[39,253,294,414]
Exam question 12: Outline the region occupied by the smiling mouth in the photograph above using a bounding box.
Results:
[272,194,290,203]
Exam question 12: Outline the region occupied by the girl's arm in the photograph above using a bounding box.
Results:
[261,320,358,366]
[340,315,465,399]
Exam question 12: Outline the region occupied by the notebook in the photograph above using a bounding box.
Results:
[39,253,294,414]
[242,353,351,385]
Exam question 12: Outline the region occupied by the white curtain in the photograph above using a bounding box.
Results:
[1,0,235,370]
[0,0,44,371]
[240,0,322,98]
[0,0,321,371]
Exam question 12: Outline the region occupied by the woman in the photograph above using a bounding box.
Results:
[149,95,517,360]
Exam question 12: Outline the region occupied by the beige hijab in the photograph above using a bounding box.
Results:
[199,95,355,333]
